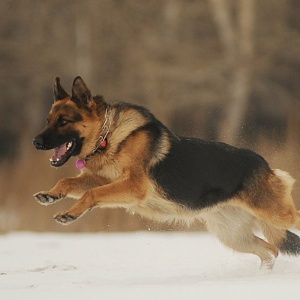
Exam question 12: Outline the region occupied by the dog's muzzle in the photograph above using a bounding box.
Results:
[33,135,48,150]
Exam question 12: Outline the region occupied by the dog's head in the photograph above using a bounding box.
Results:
[33,77,107,167]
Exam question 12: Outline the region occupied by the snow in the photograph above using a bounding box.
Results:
[1,231,300,300]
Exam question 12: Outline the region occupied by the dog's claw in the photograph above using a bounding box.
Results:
[54,212,78,225]
[34,192,59,206]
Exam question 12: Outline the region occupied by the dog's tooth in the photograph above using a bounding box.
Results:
[67,142,72,150]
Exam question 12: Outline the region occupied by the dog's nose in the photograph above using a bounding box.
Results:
[33,135,45,150]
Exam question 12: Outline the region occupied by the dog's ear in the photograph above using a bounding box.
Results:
[71,76,92,105]
[53,77,70,102]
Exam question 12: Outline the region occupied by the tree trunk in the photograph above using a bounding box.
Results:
[210,0,254,144]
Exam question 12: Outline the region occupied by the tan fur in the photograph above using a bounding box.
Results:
[233,168,299,229]
[202,205,279,268]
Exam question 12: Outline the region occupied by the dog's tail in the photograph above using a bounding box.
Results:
[279,230,300,255]
[261,222,300,256]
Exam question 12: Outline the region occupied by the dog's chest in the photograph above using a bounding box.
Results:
[88,159,122,182]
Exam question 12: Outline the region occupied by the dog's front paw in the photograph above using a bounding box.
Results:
[54,212,78,225]
[34,192,63,206]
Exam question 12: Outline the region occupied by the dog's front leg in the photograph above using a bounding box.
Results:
[34,173,108,206]
[54,175,147,225]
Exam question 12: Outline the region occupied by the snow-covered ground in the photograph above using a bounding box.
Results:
[0,231,300,300]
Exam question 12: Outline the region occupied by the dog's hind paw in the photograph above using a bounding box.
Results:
[54,212,78,225]
[34,192,61,206]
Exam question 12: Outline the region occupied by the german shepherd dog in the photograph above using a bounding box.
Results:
[33,76,300,269]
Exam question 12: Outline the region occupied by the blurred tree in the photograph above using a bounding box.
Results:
[210,0,254,144]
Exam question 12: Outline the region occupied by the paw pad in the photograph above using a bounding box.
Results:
[34,193,58,206]
[54,213,78,225]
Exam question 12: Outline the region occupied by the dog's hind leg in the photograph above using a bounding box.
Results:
[227,168,300,259]
[203,205,278,269]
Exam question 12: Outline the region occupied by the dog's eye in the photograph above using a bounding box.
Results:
[58,118,69,127]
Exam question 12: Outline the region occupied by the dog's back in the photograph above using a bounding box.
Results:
[150,136,270,210]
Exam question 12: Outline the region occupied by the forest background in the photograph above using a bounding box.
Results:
[0,0,300,232]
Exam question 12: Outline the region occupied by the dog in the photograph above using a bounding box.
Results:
[33,76,300,269]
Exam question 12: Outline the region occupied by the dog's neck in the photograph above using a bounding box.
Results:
[76,107,112,169]
[93,107,112,151]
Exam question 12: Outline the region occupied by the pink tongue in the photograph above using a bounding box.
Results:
[51,143,68,161]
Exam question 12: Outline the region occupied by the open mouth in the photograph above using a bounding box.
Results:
[50,140,77,167]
